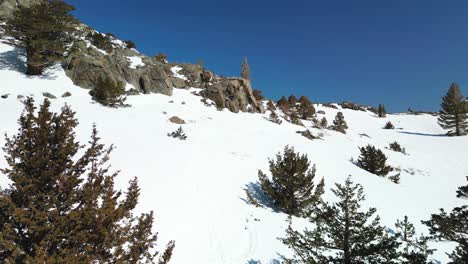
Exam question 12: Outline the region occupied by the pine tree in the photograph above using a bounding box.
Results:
[423,177,468,263]
[357,145,392,176]
[253,89,264,101]
[90,76,127,107]
[438,82,468,136]
[277,96,290,114]
[389,141,406,154]
[241,57,250,80]
[268,111,282,125]
[248,146,324,217]
[395,216,434,263]
[320,117,328,129]
[0,98,174,263]
[298,96,316,119]
[384,121,395,129]
[332,112,348,133]
[281,176,400,263]
[288,95,298,106]
[5,0,78,75]
[378,104,387,118]
[167,126,187,140]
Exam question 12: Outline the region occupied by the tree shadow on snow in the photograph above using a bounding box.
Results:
[0,46,27,73]
[0,46,59,80]
[398,131,445,137]
[241,182,279,212]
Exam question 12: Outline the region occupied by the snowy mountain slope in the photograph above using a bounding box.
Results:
[0,42,467,263]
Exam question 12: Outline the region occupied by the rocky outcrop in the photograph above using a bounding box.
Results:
[63,37,173,95]
[201,78,265,113]
[0,0,41,21]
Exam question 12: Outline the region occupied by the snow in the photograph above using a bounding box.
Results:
[171,66,188,81]
[127,56,145,69]
[0,42,467,263]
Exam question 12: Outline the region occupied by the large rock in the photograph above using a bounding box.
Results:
[63,39,173,96]
[201,78,265,113]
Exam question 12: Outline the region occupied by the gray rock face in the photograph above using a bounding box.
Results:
[0,0,41,21]
[201,78,265,113]
[63,40,173,96]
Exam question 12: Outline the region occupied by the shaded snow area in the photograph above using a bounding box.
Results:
[127,56,145,69]
[0,42,467,264]
[171,66,188,80]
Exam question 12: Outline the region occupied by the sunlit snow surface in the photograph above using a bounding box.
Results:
[0,42,467,264]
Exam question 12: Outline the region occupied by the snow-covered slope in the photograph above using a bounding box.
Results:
[0,42,467,263]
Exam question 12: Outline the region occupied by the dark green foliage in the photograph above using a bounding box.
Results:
[357,145,392,176]
[389,141,406,154]
[253,89,264,101]
[277,96,290,114]
[384,121,395,129]
[298,96,316,119]
[289,111,303,126]
[268,111,282,125]
[319,117,328,129]
[0,98,173,263]
[249,146,324,217]
[296,130,320,140]
[395,216,434,263]
[332,112,348,133]
[155,53,168,63]
[423,177,468,263]
[124,40,137,49]
[167,127,187,140]
[90,76,127,107]
[281,177,400,263]
[5,0,78,75]
[438,82,468,136]
[241,57,250,80]
[266,101,276,111]
[288,95,298,106]
[388,174,401,184]
[89,32,114,52]
[378,104,387,118]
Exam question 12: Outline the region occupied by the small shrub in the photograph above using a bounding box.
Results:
[89,32,113,52]
[357,145,392,176]
[384,121,395,129]
[124,40,136,49]
[155,53,168,63]
[296,130,320,140]
[90,76,127,107]
[388,174,401,184]
[268,111,282,125]
[320,117,328,128]
[389,141,406,154]
[266,101,276,111]
[253,90,264,101]
[298,96,315,119]
[168,126,187,140]
[332,112,348,133]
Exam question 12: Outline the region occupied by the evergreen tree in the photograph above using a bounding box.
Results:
[389,141,406,154]
[277,96,290,114]
[241,57,250,80]
[395,216,434,263]
[298,96,316,119]
[0,98,174,263]
[357,145,392,176]
[378,104,387,118]
[248,146,324,217]
[5,0,78,75]
[332,112,348,133]
[423,177,468,263]
[90,76,127,107]
[384,121,395,129]
[253,89,264,101]
[268,111,282,125]
[438,82,468,136]
[288,95,298,106]
[281,176,399,264]
[319,117,328,129]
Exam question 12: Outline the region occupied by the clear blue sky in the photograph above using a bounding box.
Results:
[67,0,468,112]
